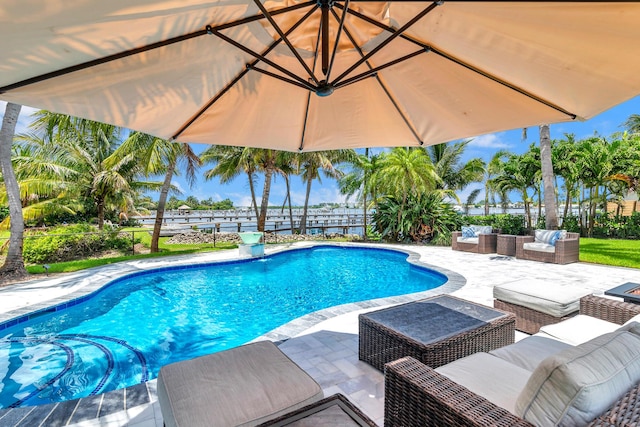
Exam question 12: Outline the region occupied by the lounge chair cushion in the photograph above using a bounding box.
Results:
[537,314,619,346]
[493,279,588,317]
[522,241,555,253]
[515,330,640,427]
[157,341,323,427]
[436,352,531,415]
[456,236,478,244]
[489,336,572,372]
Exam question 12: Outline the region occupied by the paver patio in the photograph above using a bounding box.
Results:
[1,242,639,427]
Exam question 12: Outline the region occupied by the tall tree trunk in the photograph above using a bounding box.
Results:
[300,177,313,234]
[284,175,294,232]
[152,159,176,253]
[484,185,490,216]
[97,198,105,230]
[257,169,273,232]
[540,124,559,229]
[0,103,27,281]
[247,172,259,219]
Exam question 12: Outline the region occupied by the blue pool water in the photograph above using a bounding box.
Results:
[0,246,446,408]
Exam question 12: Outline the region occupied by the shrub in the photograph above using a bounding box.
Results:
[23,224,137,264]
[458,214,526,236]
[373,193,462,245]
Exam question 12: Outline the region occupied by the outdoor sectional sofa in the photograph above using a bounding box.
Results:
[384,295,640,427]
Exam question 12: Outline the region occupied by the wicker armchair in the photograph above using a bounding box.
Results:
[384,295,640,427]
[515,231,580,264]
[452,229,499,254]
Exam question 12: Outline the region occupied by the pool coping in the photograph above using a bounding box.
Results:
[0,242,467,426]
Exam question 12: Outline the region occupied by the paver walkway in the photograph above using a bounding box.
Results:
[0,242,639,426]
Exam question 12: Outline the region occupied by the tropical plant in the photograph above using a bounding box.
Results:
[483,150,510,214]
[373,192,461,245]
[111,132,201,252]
[623,113,640,134]
[425,141,485,194]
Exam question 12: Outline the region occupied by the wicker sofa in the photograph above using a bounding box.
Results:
[515,229,580,264]
[452,225,498,254]
[384,295,640,427]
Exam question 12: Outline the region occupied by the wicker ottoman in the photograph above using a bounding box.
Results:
[157,341,323,427]
[493,279,590,334]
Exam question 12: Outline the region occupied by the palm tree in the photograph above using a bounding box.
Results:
[112,132,201,252]
[539,124,559,229]
[425,141,485,194]
[201,146,260,220]
[553,134,582,219]
[492,151,540,229]
[377,147,440,225]
[295,150,354,233]
[484,150,510,215]
[0,102,27,280]
[623,114,640,134]
[23,112,161,229]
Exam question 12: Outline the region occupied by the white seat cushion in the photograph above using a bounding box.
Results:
[457,236,478,244]
[493,279,588,317]
[436,352,531,415]
[516,330,640,427]
[523,241,555,253]
[537,314,619,345]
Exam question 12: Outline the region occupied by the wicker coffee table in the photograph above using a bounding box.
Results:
[359,295,515,371]
[497,234,517,256]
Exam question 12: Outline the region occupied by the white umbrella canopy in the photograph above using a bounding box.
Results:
[0,1,639,152]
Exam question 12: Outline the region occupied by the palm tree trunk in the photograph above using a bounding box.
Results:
[284,176,294,232]
[152,159,176,252]
[540,124,559,229]
[247,172,259,219]
[97,198,105,230]
[257,169,273,232]
[300,178,313,234]
[0,103,27,280]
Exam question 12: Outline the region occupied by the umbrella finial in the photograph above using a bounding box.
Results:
[316,81,334,97]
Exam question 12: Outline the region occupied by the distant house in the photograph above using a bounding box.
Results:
[177,205,191,215]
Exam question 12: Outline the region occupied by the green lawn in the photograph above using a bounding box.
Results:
[579,238,640,269]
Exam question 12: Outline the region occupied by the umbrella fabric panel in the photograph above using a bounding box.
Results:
[1,2,640,151]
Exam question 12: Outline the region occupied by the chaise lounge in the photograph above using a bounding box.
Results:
[384,295,640,426]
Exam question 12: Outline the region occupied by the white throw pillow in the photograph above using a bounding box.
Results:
[515,330,640,427]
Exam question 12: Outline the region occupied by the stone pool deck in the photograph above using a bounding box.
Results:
[0,242,639,426]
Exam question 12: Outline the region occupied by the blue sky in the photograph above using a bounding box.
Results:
[2,95,639,208]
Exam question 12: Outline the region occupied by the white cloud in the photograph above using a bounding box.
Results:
[467,133,512,149]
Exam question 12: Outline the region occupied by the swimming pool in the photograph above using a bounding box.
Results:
[0,246,446,408]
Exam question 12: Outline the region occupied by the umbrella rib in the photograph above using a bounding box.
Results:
[247,65,316,91]
[299,16,324,152]
[334,49,428,89]
[330,1,441,86]
[0,1,315,94]
[337,3,578,119]
[428,48,577,119]
[253,0,320,85]
[335,10,423,145]
[172,6,319,140]
[209,27,315,90]
[325,0,350,82]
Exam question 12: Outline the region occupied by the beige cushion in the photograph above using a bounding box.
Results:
[523,241,555,253]
[493,279,588,317]
[537,314,619,346]
[457,236,479,244]
[157,341,323,427]
[490,335,572,372]
[515,331,640,427]
[436,352,532,415]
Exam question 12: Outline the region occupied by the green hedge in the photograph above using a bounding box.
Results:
[23,224,137,264]
[458,214,526,236]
